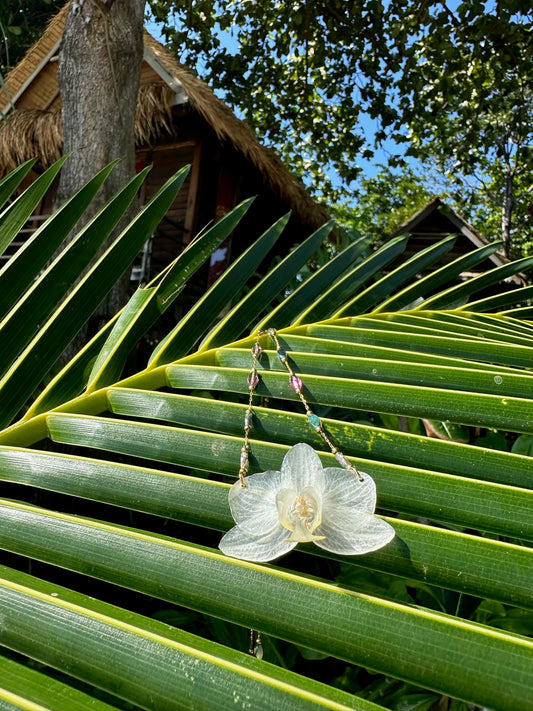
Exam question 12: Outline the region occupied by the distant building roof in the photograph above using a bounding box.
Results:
[393,197,508,268]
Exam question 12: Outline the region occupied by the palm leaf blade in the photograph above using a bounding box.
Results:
[333,235,457,317]
[149,211,289,366]
[0,653,122,711]
[0,564,376,711]
[0,504,530,711]
[255,235,370,331]
[309,322,533,368]
[0,166,150,380]
[0,157,68,256]
[0,162,117,317]
[0,159,36,211]
[87,198,253,390]
[0,446,530,611]
[166,364,533,434]
[105,388,533,487]
[199,221,334,350]
[373,240,505,313]
[0,167,188,427]
[293,235,409,325]
[42,414,533,541]
[418,255,533,309]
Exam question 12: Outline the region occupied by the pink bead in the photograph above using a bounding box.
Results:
[289,375,302,391]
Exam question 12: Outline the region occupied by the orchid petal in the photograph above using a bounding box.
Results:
[281,443,325,493]
[315,510,395,555]
[220,443,394,562]
[228,470,282,535]
[321,467,377,513]
[219,523,297,562]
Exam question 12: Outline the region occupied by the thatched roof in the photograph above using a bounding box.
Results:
[0,84,175,175]
[0,3,328,228]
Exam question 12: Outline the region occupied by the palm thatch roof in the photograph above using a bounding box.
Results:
[0,83,174,175]
[0,2,328,228]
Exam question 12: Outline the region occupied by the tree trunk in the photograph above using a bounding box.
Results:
[56,0,145,349]
[501,170,514,258]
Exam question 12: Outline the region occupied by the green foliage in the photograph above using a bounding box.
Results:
[5,2,531,252]
[330,166,435,241]
[0,162,532,710]
[396,2,533,255]
[148,0,375,202]
[455,170,533,260]
[147,1,532,252]
[0,0,67,74]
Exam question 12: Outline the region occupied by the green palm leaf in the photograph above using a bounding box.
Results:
[0,159,36,211]
[373,240,505,313]
[0,164,531,711]
[0,156,68,256]
[86,198,253,392]
[333,234,458,317]
[0,161,117,316]
[458,285,533,312]
[293,234,409,325]
[199,220,334,350]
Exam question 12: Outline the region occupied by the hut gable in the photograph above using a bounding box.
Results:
[0,2,328,263]
[393,197,507,268]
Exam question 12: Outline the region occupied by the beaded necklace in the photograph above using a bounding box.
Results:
[239,328,364,488]
[220,328,395,659]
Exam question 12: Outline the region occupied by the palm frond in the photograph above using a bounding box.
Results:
[0,165,531,711]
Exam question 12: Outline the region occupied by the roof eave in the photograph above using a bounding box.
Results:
[142,45,188,106]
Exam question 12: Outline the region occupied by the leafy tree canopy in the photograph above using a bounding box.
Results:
[146,2,533,173]
[331,165,436,240]
[388,1,533,255]
[148,0,532,252]
[336,162,533,260]
[3,1,532,253]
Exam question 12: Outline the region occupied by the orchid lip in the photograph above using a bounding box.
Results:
[277,486,323,542]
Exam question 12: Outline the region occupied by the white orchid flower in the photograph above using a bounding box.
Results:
[219,443,395,562]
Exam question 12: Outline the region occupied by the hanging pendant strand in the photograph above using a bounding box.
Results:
[239,340,262,487]
[242,328,364,483]
[240,328,366,658]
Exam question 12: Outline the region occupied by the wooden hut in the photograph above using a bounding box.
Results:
[0,3,328,285]
[391,196,524,289]
[393,197,506,269]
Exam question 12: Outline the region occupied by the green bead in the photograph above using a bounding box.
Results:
[307,413,321,430]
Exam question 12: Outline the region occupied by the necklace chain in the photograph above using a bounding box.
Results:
[239,328,363,487]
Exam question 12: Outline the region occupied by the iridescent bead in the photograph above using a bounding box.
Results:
[277,348,287,362]
[307,413,321,431]
[289,375,302,391]
[334,451,351,469]
[253,644,264,660]
[244,411,253,429]
[240,447,249,473]
[247,371,259,389]
[251,343,262,358]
